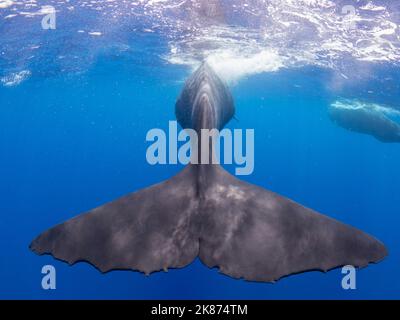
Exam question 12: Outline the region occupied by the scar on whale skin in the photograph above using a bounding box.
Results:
[30,63,387,282]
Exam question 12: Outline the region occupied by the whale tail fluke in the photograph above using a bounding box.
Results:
[198,166,387,282]
[31,165,387,281]
[30,166,200,275]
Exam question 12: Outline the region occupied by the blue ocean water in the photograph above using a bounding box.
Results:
[1,0,400,299]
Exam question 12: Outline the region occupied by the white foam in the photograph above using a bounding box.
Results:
[206,50,284,83]
[2,0,400,82]
[167,45,284,83]
[360,2,386,12]
[4,14,17,19]
[162,0,400,81]
[88,31,102,36]
[0,0,13,9]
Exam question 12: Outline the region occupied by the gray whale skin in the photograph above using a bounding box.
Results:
[329,102,400,143]
[30,63,387,282]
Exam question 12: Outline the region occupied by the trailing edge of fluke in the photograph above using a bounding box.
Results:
[30,62,387,282]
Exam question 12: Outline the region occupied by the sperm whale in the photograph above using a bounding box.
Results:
[329,99,400,143]
[30,63,387,282]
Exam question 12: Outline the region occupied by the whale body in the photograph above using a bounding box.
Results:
[329,99,400,143]
[30,64,387,282]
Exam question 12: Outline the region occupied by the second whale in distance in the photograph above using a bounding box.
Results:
[329,99,400,143]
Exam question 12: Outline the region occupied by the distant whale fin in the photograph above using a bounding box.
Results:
[30,166,200,275]
[198,166,388,282]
